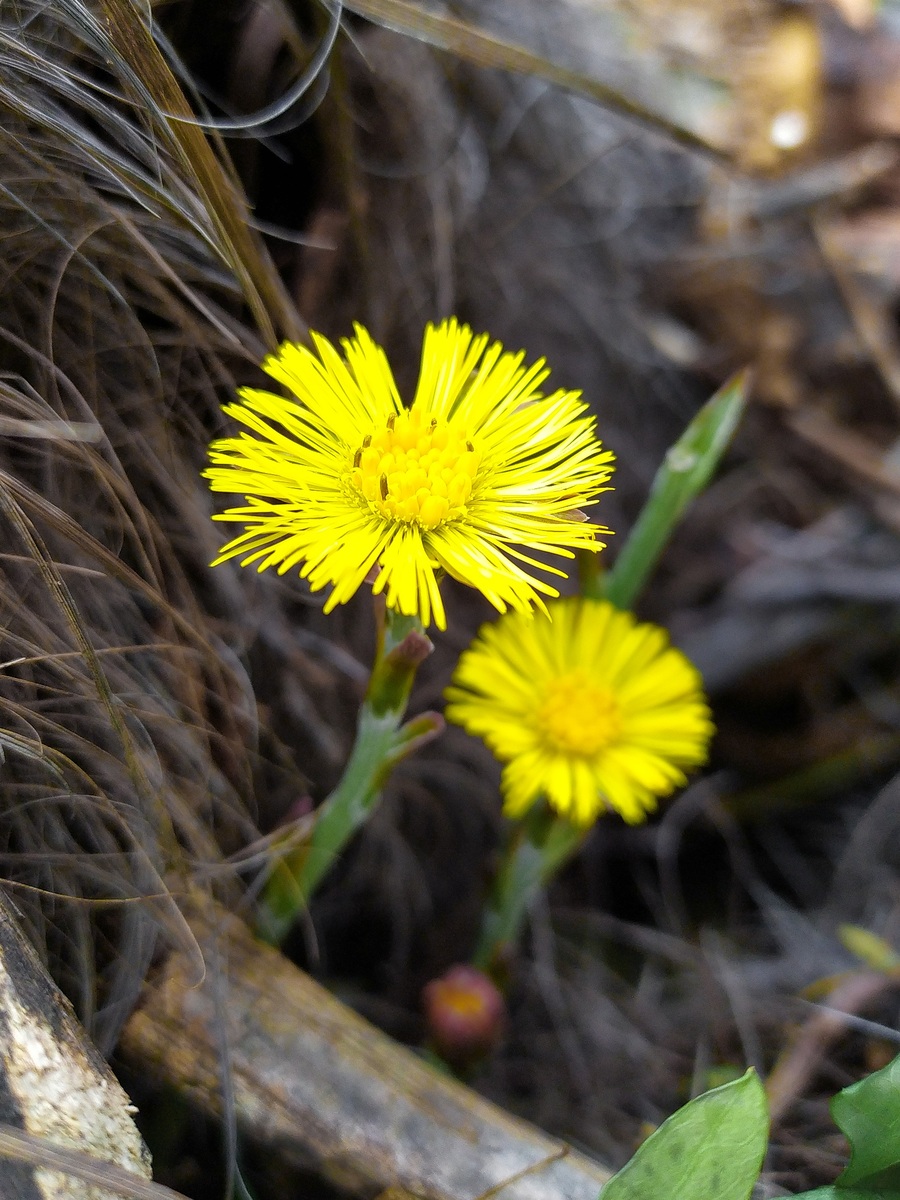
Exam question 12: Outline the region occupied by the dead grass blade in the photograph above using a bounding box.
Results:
[344,0,727,158]
[0,1,318,1048]
[96,0,303,346]
[0,1124,189,1200]
[0,484,204,974]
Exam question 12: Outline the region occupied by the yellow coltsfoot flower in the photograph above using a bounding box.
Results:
[445,597,714,826]
[205,319,614,629]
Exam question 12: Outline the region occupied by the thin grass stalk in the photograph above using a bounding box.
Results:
[97,0,303,346]
[343,0,728,159]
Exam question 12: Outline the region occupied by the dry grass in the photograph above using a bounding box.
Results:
[0,0,304,1052]
[2,1,900,1195]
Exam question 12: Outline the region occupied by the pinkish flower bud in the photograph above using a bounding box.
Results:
[422,965,506,1066]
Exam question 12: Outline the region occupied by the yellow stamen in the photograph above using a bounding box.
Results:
[349,408,481,529]
[535,670,621,756]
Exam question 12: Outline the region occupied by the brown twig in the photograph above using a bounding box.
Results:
[813,214,900,414]
[766,970,896,1125]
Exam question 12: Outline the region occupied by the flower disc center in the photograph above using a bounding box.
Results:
[349,408,480,529]
[535,671,621,757]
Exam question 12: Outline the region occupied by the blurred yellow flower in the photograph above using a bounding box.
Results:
[445,597,713,825]
[205,319,614,629]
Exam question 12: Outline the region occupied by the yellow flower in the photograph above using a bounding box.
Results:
[445,597,713,825]
[205,319,614,629]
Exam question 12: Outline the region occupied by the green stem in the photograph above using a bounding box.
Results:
[257,606,436,945]
[473,805,586,975]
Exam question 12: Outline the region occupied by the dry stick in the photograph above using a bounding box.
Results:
[0,890,152,1198]
[766,971,896,1125]
[779,215,900,524]
[786,407,900,497]
[121,902,613,1200]
[813,214,900,414]
[802,214,900,523]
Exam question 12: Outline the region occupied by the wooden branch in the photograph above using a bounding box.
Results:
[0,890,151,1199]
[121,903,613,1200]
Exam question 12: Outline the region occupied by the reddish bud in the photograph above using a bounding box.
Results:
[422,965,506,1066]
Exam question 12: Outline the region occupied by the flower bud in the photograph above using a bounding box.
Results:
[422,965,506,1067]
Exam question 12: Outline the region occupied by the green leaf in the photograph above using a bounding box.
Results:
[794,1189,900,1200]
[599,1068,768,1200]
[833,1054,900,1189]
[599,369,749,611]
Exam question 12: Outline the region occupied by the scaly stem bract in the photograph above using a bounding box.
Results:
[257,606,438,945]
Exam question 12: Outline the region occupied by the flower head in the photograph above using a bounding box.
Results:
[445,597,713,826]
[205,319,614,629]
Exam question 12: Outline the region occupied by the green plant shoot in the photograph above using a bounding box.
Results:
[257,608,440,945]
[597,367,749,611]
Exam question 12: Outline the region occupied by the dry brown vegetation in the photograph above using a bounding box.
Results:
[2,1,900,1196]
